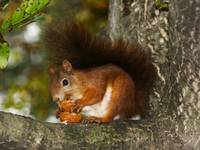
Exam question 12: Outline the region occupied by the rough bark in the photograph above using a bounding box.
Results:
[108,0,169,117]
[109,1,200,149]
[0,111,183,150]
[0,0,200,149]
[169,0,200,149]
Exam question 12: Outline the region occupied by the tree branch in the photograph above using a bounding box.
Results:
[0,111,184,149]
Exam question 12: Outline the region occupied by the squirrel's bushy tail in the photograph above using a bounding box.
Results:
[44,22,156,90]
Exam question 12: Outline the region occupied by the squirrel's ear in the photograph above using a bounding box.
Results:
[62,59,72,73]
[48,66,56,77]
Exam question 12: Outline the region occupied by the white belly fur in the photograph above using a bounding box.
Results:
[81,84,113,118]
[81,84,141,121]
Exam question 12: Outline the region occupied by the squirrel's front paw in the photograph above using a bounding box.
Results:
[59,100,74,112]
[59,112,82,123]
[71,101,83,113]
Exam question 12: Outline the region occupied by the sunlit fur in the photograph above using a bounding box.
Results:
[45,22,157,122]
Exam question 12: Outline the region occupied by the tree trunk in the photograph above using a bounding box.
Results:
[109,1,200,149]
[0,0,199,149]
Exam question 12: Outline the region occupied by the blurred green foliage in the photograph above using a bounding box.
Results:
[0,0,108,121]
[45,0,108,33]
[0,42,9,68]
[0,0,10,9]
[0,0,49,33]
[0,0,50,70]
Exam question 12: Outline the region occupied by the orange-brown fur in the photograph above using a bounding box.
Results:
[49,63,147,123]
[45,22,156,123]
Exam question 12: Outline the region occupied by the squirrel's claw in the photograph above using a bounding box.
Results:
[71,102,82,113]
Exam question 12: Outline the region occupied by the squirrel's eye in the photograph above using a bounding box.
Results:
[62,79,69,86]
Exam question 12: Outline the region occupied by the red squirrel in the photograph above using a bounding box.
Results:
[44,22,156,123]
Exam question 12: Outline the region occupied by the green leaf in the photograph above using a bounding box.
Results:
[0,19,11,33]
[0,0,50,33]
[38,0,49,9]
[11,8,25,25]
[25,0,37,14]
[0,42,9,69]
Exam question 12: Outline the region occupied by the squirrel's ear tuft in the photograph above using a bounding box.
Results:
[62,59,72,73]
[48,66,56,77]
